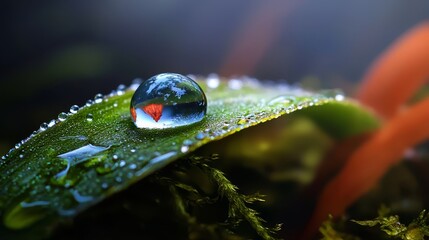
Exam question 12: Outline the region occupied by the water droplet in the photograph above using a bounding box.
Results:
[58,112,68,122]
[181,145,189,153]
[129,163,137,170]
[116,84,126,95]
[115,176,122,183]
[86,114,93,122]
[268,95,295,105]
[206,73,220,89]
[48,119,56,128]
[71,190,94,203]
[119,160,126,167]
[130,78,143,90]
[19,154,24,159]
[112,154,119,160]
[130,149,136,153]
[94,94,103,103]
[101,182,109,189]
[69,105,79,114]
[54,144,109,181]
[195,132,206,140]
[130,73,207,129]
[228,78,243,90]
[86,99,94,107]
[113,102,118,107]
[335,93,345,101]
[39,123,48,132]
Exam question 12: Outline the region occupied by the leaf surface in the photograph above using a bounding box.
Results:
[0,77,379,238]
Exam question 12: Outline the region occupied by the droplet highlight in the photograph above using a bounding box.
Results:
[130,73,207,129]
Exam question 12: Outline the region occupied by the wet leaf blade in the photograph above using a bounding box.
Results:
[0,78,379,238]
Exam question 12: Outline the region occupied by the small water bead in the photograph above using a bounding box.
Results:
[268,95,295,106]
[39,122,48,131]
[86,100,94,107]
[101,182,109,189]
[116,84,126,95]
[181,145,190,153]
[94,94,104,103]
[119,160,126,167]
[115,176,122,183]
[195,132,206,140]
[48,119,56,128]
[228,78,243,90]
[206,73,220,89]
[130,78,143,90]
[69,105,79,114]
[130,73,207,129]
[335,93,345,101]
[58,112,68,122]
[86,114,94,122]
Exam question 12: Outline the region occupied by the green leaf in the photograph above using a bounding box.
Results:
[0,77,379,238]
[352,207,429,240]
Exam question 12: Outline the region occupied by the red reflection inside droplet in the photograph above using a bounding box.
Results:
[142,103,163,122]
[130,107,137,121]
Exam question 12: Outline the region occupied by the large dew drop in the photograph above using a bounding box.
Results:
[130,73,207,129]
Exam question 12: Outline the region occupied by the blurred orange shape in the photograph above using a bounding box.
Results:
[304,21,429,239]
[357,21,429,119]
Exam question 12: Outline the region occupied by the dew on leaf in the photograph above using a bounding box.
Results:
[119,160,126,167]
[53,144,109,182]
[130,73,207,129]
[181,145,189,153]
[86,114,93,122]
[69,105,79,114]
[71,190,94,203]
[47,120,56,128]
[101,182,109,189]
[58,112,68,122]
[86,100,94,107]
[206,73,220,89]
[94,94,103,103]
[116,84,126,95]
[115,176,122,183]
[228,78,243,90]
[195,132,206,140]
[39,123,48,132]
[268,95,295,106]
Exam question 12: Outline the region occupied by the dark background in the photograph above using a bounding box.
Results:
[1,0,428,154]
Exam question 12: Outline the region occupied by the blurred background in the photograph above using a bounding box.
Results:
[1,0,428,155]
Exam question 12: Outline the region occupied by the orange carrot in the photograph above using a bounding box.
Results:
[357,22,429,119]
[302,97,429,239]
